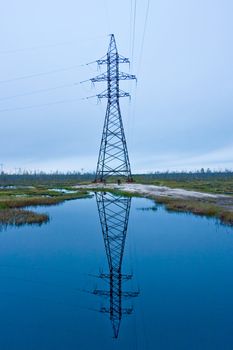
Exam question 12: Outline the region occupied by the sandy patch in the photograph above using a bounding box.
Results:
[74,183,228,200]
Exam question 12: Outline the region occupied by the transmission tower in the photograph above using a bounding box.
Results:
[93,192,139,338]
[85,34,136,182]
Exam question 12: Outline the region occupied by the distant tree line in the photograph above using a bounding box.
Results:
[0,168,233,186]
[0,171,95,186]
[134,169,233,181]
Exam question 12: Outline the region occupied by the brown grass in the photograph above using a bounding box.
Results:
[92,187,233,226]
[153,196,233,226]
[0,209,49,227]
[0,189,91,227]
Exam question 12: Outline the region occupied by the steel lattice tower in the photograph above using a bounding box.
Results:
[88,34,136,182]
[93,192,139,338]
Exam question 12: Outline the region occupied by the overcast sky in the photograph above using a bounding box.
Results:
[0,0,232,173]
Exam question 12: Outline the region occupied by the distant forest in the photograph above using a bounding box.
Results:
[0,169,233,186]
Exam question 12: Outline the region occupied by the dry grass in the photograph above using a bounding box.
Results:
[92,187,233,226]
[0,209,49,227]
[134,176,233,195]
[153,196,233,226]
[0,188,91,227]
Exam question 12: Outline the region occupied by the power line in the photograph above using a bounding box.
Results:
[0,65,81,84]
[0,64,87,85]
[129,0,133,56]
[137,0,150,76]
[128,0,139,153]
[0,83,77,102]
[0,97,84,113]
[0,35,108,55]
[131,0,137,65]
[103,0,111,34]
[0,41,73,55]
[129,0,151,152]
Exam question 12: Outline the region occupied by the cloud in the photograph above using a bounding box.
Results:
[133,144,233,172]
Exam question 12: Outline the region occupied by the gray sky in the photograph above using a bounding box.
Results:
[0,0,233,173]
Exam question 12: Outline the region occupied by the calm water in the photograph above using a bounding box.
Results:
[0,193,233,350]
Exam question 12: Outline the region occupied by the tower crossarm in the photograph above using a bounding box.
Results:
[90,72,136,83]
[118,72,136,81]
[97,57,129,65]
[100,307,133,315]
[97,54,130,65]
[97,272,132,280]
[93,289,139,298]
[97,89,130,99]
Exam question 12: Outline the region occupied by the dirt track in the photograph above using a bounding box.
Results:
[75,183,227,199]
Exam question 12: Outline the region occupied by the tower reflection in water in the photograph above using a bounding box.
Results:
[93,192,139,338]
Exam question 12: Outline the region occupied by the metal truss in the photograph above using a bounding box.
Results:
[87,34,136,182]
[94,192,139,338]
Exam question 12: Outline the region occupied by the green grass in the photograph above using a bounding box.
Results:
[133,176,233,195]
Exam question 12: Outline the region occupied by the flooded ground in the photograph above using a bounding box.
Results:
[0,194,232,349]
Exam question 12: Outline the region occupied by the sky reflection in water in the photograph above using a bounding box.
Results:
[0,195,232,349]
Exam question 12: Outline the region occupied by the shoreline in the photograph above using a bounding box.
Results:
[74,183,233,226]
[1,182,233,227]
[0,188,91,227]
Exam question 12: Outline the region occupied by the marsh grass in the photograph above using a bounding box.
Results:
[148,196,233,226]
[0,188,91,227]
[89,187,233,226]
[0,209,49,227]
[133,177,233,196]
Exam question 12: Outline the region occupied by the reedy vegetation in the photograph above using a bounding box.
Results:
[0,171,233,227]
[0,186,91,227]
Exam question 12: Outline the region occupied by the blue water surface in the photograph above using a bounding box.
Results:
[0,195,232,350]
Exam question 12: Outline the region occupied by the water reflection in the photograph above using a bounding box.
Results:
[93,192,139,338]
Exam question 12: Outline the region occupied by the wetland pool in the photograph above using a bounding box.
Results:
[0,193,233,350]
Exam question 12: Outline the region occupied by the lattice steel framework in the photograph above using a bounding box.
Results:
[88,34,136,182]
[94,192,139,338]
